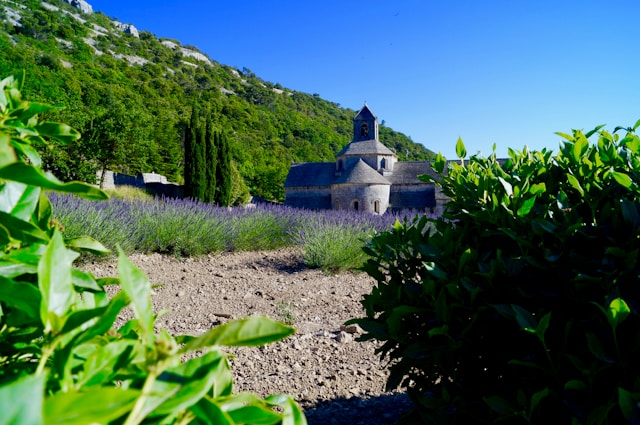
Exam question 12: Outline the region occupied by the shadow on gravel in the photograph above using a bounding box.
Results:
[303,392,413,425]
[254,252,308,274]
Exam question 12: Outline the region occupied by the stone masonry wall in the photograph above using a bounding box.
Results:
[99,170,183,198]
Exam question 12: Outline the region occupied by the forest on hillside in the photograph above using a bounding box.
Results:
[0,0,435,201]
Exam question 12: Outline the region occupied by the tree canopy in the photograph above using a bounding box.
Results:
[0,0,435,201]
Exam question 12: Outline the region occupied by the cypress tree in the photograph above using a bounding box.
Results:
[203,119,217,203]
[184,103,208,201]
[193,120,207,201]
[215,131,233,206]
[183,103,199,198]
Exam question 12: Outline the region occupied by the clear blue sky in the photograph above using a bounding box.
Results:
[88,0,640,159]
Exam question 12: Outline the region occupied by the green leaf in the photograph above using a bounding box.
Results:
[585,124,606,139]
[117,248,154,348]
[621,135,640,153]
[191,398,234,425]
[428,325,450,338]
[34,121,81,145]
[611,171,633,188]
[0,181,40,220]
[179,316,294,353]
[586,332,615,363]
[531,218,557,235]
[573,135,588,160]
[144,350,233,418]
[0,133,17,167]
[567,174,584,195]
[483,395,517,415]
[557,190,570,210]
[75,341,135,388]
[0,210,49,244]
[423,261,447,279]
[517,195,537,216]
[511,304,536,331]
[13,102,55,122]
[66,236,110,255]
[71,269,102,292]
[72,291,129,346]
[618,387,635,421]
[0,373,44,425]
[455,137,467,159]
[535,312,551,343]
[432,152,446,174]
[498,176,513,197]
[0,277,42,326]
[608,298,630,329]
[0,162,108,200]
[269,394,308,425]
[38,230,78,333]
[555,131,574,141]
[529,182,546,195]
[564,379,587,392]
[44,387,140,425]
[33,191,52,230]
[0,244,43,277]
[529,387,549,418]
[227,405,282,425]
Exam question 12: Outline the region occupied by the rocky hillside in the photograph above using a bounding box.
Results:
[0,0,435,201]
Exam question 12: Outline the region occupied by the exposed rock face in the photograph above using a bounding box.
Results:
[160,40,212,65]
[161,40,179,49]
[3,6,22,27]
[113,21,139,38]
[63,0,93,14]
[180,48,211,65]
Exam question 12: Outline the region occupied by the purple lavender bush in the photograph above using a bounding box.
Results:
[52,193,426,270]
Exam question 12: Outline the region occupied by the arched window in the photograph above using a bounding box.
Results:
[335,200,341,209]
[360,122,368,137]
[374,200,380,214]
[353,200,359,211]
[337,159,344,171]
[380,158,386,169]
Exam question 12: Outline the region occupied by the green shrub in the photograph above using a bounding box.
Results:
[0,72,306,425]
[349,127,640,424]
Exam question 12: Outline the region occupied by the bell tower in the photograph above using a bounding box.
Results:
[353,104,378,142]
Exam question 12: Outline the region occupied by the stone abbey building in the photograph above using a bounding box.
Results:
[284,105,443,215]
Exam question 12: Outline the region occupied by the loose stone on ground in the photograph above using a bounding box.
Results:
[84,248,411,424]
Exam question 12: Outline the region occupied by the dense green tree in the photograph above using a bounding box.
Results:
[183,104,202,198]
[215,131,233,206]
[203,119,217,203]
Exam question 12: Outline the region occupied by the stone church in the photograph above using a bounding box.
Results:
[284,105,444,215]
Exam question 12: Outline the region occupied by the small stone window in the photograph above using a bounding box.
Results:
[353,200,359,211]
[380,158,386,169]
[335,200,341,209]
[374,200,380,214]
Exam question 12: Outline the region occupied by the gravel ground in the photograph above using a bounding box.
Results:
[83,248,413,424]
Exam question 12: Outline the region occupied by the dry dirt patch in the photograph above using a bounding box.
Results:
[84,248,412,424]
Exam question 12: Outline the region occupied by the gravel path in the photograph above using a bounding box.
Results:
[83,248,413,424]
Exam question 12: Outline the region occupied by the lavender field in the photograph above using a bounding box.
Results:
[51,193,429,271]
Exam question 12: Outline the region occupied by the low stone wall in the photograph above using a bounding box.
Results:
[99,170,183,198]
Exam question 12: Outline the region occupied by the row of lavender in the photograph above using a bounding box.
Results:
[51,193,432,270]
